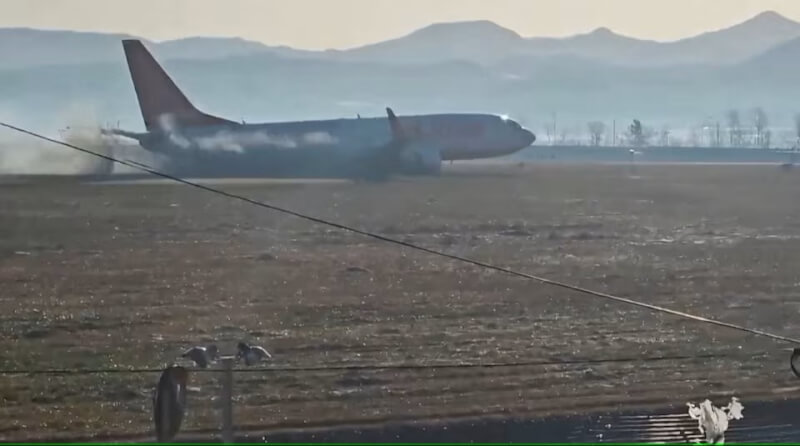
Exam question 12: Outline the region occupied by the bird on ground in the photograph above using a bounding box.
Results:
[181,344,218,368]
[236,341,272,366]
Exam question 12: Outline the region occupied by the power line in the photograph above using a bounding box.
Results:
[2,121,799,347]
[0,352,747,375]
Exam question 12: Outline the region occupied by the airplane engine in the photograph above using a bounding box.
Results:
[400,143,442,175]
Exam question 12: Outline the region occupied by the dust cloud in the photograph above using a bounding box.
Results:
[0,105,114,175]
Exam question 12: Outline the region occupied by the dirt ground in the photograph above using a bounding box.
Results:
[2,163,800,441]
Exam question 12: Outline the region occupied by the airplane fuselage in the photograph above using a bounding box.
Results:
[132,113,535,178]
[141,113,533,160]
[115,39,536,179]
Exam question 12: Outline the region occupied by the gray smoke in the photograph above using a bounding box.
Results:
[155,113,338,153]
[302,131,337,145]
[195,130,297,152]
[156,114,192,149]
[0,105,114,175]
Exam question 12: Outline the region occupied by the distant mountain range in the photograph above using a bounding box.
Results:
[2,11,800,139]
[3,11,800,70]
[339,11,800,67]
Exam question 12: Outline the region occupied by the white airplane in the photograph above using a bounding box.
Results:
[107,40,536,180]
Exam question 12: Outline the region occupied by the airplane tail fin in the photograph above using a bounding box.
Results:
[122,39,236,132]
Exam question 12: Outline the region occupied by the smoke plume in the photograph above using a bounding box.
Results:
[0,105,114,175]
[155,113,338,153]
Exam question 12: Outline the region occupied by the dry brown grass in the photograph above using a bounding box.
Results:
[2,164,800,440]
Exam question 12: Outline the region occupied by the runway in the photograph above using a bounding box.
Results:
[90,177,351,186]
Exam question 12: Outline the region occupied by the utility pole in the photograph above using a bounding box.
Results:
[220,357,234,443]
[612,120,616,147]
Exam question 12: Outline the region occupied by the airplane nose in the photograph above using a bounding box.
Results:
[522,129,535,146]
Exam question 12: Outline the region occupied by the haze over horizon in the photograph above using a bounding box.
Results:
[5,0,800,150]
[5,0,800,49]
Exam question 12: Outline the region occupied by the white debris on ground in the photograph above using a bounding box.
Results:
[687,397,744,444]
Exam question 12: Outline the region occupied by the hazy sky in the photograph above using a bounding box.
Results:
[4,0,800,49]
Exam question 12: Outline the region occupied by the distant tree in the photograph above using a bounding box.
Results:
[688,127,701,147]
[794,113,800,147]
[558,128,569,145]
[726,109,742,147]
[587,121,605,146]
[659,126,671,146]
[795,113,800,141]
[753,107,769,147]
[644,126,656,145]
[629,119,642,145]
[701,118,722,147]
[628,119,650,147]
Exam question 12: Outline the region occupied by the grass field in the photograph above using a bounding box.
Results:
[2,163,800,440]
